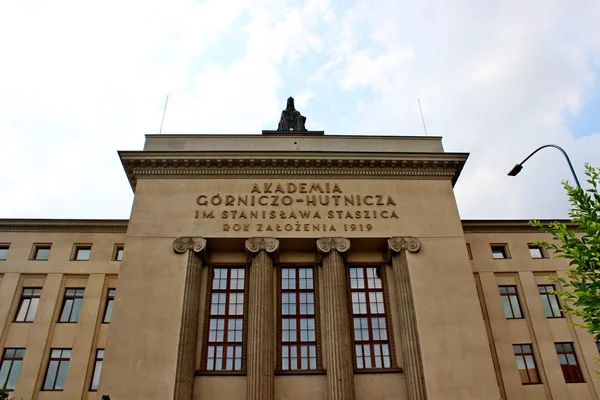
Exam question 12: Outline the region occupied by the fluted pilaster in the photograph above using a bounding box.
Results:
[388,237,427,400]
[245,237,279,400]
[317,237,355,400]
[172,237,207,400]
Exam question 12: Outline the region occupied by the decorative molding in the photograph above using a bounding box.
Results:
[173,237,207,254]
[0,219,128,233]
[119,152,468,190]
[316,237,351,254]
[245,237,279,254]
[388,237,421,254]
[461,219,577,233]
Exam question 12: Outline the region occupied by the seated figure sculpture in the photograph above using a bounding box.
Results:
[277,97,307,132]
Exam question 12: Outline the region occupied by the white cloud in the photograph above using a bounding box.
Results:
[0,0,599,221]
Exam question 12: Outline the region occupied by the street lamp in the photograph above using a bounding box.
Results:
[507,144,581,189]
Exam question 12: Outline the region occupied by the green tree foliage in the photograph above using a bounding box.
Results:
[0,388,9,400]
[532,164,600,342]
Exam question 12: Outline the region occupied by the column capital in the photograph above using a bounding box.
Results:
[245,237,279,254]
[317,237,351,254]
[173,237,207,254]
[388,237,421,254]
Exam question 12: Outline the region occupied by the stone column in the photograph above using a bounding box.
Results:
[316,237,355,400]
[245,237,279,400]
[388,237,427,400]
[172,237,207,400]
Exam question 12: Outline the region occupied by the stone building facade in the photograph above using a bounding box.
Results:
[0,132,598,400]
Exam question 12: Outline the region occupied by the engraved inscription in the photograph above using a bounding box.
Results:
[193,181,399,232]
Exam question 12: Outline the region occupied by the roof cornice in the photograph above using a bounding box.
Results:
[461,219,577,232]
[0,219,129,233]
[119,150,469,191]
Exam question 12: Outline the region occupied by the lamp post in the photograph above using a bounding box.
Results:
[507,144,581,189]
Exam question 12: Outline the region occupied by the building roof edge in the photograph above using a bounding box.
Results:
[0,219,129,233]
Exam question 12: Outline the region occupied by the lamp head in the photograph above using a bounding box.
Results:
[508,164,523,176]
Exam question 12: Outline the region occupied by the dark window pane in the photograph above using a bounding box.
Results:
[350,266,393,370]
[15,288,42,323]
[54,361,69,390]
[35,247,50,260]
[75,248,91,261]
[15,299,30,322]
[529,246,544,258]
[279,267,319,371]
[205,268,246,371]
[103,300,114,323]
[6,360,21,390]
[59,289,84,322]
[90,350,104,391]
[71,298,83,322]
[555,342,584,383]
[115,248,124,261]
[513,344,541,384]
[499,286,523,319]
[60,300,73,322]
[43,361,58,390]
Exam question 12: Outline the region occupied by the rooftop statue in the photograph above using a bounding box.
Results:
[277,97,307,132]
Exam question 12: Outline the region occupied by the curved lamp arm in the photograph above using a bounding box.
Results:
[507,144,581,188]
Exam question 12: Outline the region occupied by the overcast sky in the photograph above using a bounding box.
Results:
[1,0,599,221]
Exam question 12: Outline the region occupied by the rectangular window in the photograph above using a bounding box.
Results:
[466,243,473,260]
[528,245,545,259]
[349,266,393,370]
[491,244,509,259]
[103,289,116,323]
[555,342,584,383]
[15,288,42,322]
[43,349,71,391]
[59,289,85,323]
[204,267,246,371]
[33,245,51,261]
[279,267,318,371]
[0,245,9,261]
[89,349,104,391]
[73,246,91,261]
[597,342,600,353]
[114,245,124,261]
[538,285,562,318]
[499,286,523,319]
[513,344,541,384]
[0,348,25,391]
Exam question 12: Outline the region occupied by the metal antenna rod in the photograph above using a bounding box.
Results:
[159,95,169,135]
[417,98,428,137]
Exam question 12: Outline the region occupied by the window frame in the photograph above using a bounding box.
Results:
[102,288,116,324]
[499,285,524,319]
[491,244,510,259]
[89,349,104,391]
[71,244,92,261]
[347,264,398,372]
[528,244,546,259]
[276,264,324,374]
[200,265,249,374]
[112,244,124,261]
[30,244,51,261]
[538,285,563,318]
[0,244,9,261]
[513,343,541,385]
[0,348,25,391]
[58,288,85,323]
[14,287,42,323]
[42,348,71,391]
[555,342,584,383]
